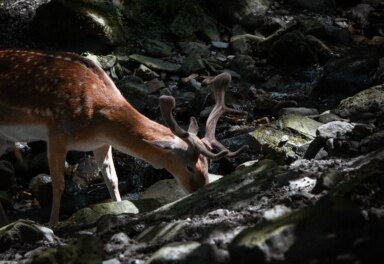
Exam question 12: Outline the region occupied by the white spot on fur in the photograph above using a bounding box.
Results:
[74,107,82,114]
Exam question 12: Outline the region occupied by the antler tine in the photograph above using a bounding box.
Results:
[203,72,249,158]
[159,95,189,138]
[159,95,230,160]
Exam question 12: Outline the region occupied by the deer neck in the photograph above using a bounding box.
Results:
[101,100,177,169]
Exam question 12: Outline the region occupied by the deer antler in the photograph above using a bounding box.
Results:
[159,96,229,160]
[202,72,249,158]
[159,71,248,160]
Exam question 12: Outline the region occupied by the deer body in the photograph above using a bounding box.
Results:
[0,49,247,226]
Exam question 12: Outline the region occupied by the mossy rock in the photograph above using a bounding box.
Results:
[335,85,384,120]
[33,0,126,52]
[0,220,57,252]
[229,197,365,263]
[55,200,138,234]
[249,114,321,164]
[33,236,102,264]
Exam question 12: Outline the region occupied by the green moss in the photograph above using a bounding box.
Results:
[33,236,102,264]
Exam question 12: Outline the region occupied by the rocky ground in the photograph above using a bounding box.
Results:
[0,0,383,263]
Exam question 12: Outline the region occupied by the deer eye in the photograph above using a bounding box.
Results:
[186,165,194,173]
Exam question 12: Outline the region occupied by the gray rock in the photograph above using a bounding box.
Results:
[304,121,355,159]
[104,232,132,256]
[230,34,264,55]
[280,114,322,138]
[359,130,384,153]
[55,201,138,234]
[177,42,210,58]
[317,112,345,124]
[305,35,334,61]
[185,243,229,264]
[129,54,181,72]
[211,41,229,49]
[135,64,160,81]
[170,10,219,41]
[250,114,321,164]
[230,221,296,263]
[207,0,271,24]
[98,55,118,70]
[143,39,172,58]
[263,205,292,221]
[278,107,319,117]
[317,121,355,140]
[229,55,261,82]
[145,78,166,93]
[146,241,201,264]
[180,53,205,73]
[229,197,366,263]
[33,236,102,264]
[103,259,121,264]
[0,220,57,252]
[139,174,223,207]
[347,4,374,28]
[28,174,51,197]
[140,179,187,205]
[137,221,186,244]
[335,85,384,121]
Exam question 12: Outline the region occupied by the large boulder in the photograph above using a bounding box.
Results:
[313,47,380,98]
[335,85,384,121]
[33,0,126,52]
[206,0,272,25]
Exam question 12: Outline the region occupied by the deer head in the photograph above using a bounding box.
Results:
[145,72,248,192]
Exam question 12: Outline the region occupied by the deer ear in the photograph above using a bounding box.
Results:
[188,117,199,135]
[143,139,175,151]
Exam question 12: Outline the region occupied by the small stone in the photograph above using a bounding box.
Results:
[129,54,181,72]
[145,78,166,93]
[280,135,289,145]
[29,174,51,197]
[263,205,291,220]
[146,242,201,264]
[135,64,159,81]
[211,41,229,49]
[103,259,121,264]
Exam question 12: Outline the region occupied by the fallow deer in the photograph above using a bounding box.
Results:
[0,49,247,226]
